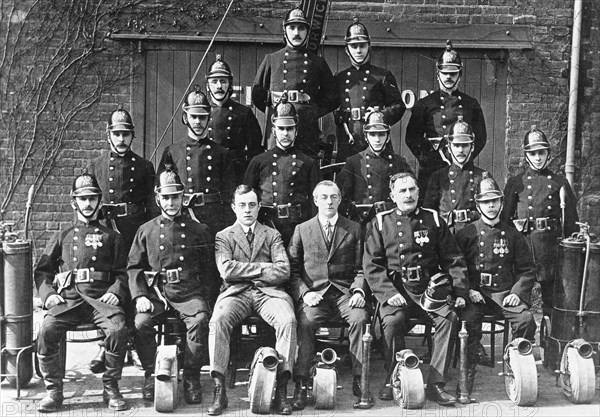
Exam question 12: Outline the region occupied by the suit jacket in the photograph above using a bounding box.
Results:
[288,215,366,302]
[215,221,292,306]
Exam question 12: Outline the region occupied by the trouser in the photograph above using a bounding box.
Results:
[209,288,297,377]
[135,308,210,374]
[37,304,128,386]
[380,303,458,385]
[294,286,370,378]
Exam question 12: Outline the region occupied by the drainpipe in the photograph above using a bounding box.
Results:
[565,0,582,188]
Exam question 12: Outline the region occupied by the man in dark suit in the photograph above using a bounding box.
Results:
[287,180,370,409]
[128,167,219,404]
[35,173,130,412]
[207,185,297,416]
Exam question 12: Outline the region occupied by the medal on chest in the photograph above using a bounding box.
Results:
[84,233,103,249]
[414,229,429,246]
[492,238,508,257]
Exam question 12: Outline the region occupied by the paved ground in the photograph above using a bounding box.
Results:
[1,311,599,416]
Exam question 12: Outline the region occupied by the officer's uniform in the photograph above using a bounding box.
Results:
[502,166,578,310]
[456,219,537,343]
[406,90,486,194]
[334,66,405,160]
[128,214,218,375]
[244,145,320,246]
[35,218,129,408]
[89,149,156,249]
[364,207,469,385]
[160,137,235,234]
[423,162,486,233]
[208,98,263,184]
[252,14,338,159]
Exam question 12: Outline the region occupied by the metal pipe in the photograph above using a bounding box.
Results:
[353,323,374,409]
[457,320,471,404]
[565,0,583,187]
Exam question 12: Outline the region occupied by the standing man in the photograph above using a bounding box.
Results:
[87,105,156,373]
[35,173,129,412]
[160,86,235,235]
[206,55,264,184]
[287,180,370,409]
[423,116,488,234]
[244,95,320,246]
[337,109,412,225]
[363,171,469,406]
[207,185,297,416]
[252,6,338,160]
[502,126,578,316]
[128,167,219,404]
[334,20,405,161]
[405,40,487,199]
[455,175,537,397]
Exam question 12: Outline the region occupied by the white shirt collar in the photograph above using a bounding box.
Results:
[238,221,256,234]
[319,213,338,228]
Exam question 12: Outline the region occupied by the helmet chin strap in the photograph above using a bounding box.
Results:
[72,199,101,221]
[525,152,550,171]
[437,71,461,93]
[366,133,390,154]
[184,113,210,138]
[107,134,132,157]
[346,46,370,67]
[284,29,308,49]
[208,84,232,105]
[156,195,182,218]
[476,201,503,223]
[449,145,472,169]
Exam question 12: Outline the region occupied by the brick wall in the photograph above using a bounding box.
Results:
[2,0,599,260]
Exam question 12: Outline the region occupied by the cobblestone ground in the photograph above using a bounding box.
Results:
[1,310,598,416]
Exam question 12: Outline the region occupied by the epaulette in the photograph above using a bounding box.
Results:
[420,207,440,228]
[375,208,395,231]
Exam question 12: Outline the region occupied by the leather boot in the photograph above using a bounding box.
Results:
[207,375,228,416]
[183,372,202,404]
[291,378,308,410]
[89,344,106,374]
[142,370,155,401]
[38,353,64,413]
[475,342,493,368]
[352,375,362,397]
[103,379,129,411]
[273,374,292,415]
[427,382,457,406]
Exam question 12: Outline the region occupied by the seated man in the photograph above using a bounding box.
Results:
[35,173,129,413]
[455,174,537,396]
[207,185,297,416]
[288,180,370,409]
[363,171,469,406]
[128,166,219,404]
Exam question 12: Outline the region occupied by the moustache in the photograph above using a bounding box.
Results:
[293,36,302,40]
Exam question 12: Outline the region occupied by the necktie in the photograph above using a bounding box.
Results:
[325,221,332,244]
[247,229,254,246]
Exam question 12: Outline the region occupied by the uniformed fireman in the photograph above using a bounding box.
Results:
[35,173,130,412]
[501,126,578,316]
[405,40,487,200]
[159,86,235,235]
[252,6,339,160]
[455,175,537,396]
[363,171,469,406]
[206,55,264,184]
[87,105,156,373]
[337,109,412,225]
[128,166,219,404]
[334,20,406,161]
[423,116,487,234]
[244,94,321,246]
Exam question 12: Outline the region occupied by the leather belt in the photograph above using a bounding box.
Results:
[161,269,181,284]
[102,202,144,218]
[350,107,363,121]
[400,266,424,283]
[271,90,311,105]
[480,272,499,287]
[74,268,111,283]
[427,136,445,151]
[183,192,222,207]
[261,203,303,221]
[452,209,477,223]
[533,217,559,231]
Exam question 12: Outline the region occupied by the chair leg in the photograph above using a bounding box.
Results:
[490,322,496,365]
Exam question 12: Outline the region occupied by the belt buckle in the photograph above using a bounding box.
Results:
[536,217,548,230]
[351,108,362,121]
[194,193,205,207]
[288,90,299,103]
[277,205,290,219]
[166,269,180,284]
[374,201,387,213]
[427,137,444,151]
[454,209,468,223]
[480,272,493,287]
[76,268,91,283]
[116,202,128,217]
[406,266,422,282]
